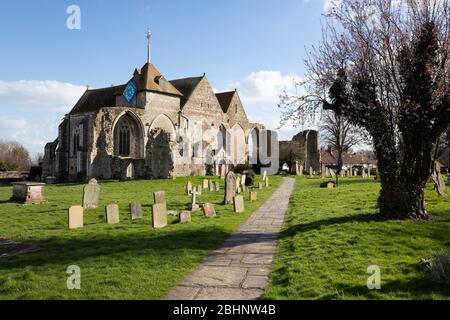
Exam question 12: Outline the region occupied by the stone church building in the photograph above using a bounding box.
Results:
[43,62,264,182]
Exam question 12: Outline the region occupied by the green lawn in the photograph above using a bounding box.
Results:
[264,176,450,300]
[0,175,282,300]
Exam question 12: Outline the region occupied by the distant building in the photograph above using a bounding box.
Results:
[279,130,321,172]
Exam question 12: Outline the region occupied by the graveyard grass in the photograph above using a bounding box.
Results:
[265,176,450,300]
[0,176,282,300]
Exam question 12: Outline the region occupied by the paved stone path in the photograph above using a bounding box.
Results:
[166,178,295,300]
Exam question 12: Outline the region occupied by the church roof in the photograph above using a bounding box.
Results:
[215,91,236,113]
[69,85,125,114]
[170,76,204,106]
[134,63,182,97]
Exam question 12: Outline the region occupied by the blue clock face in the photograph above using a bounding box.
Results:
[123,81,137,104]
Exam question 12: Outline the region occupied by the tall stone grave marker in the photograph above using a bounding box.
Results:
[106,204,120,224]
[68,206,83,229]
[152,203,167,228]
[224,171,237,204]
[214,181,220,192]
[203,179,209,189]
[188,187,200,211]
[130,202,143,220]
[153,191,166,205]
[83,178,100,209]
[185,181,193,195]
[233,195,245,213]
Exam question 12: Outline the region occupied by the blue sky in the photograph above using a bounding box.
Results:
[0,0,331,156]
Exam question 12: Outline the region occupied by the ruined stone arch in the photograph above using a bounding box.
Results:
[112,111,144,159]
[149,114,176,140]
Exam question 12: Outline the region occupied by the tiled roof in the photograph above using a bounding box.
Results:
[134,63,182,97]
[170,76,204,106]
[321,149,377,165]
[215,91,236,113]
[69,85,125,114]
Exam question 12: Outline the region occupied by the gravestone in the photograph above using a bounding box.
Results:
[202,203,216,218]
[68,205,83,229]
[223,171,237,204]
[106,204,120,224]
[185,181,193,195]
[330,169,336,179]
[249,191,257,201]
[299,165,303,176]
[236,176,241,192]
[431,163,447,197]
[152,203,167,228]
[188,188,200,211]
[264,176,269,188]
[203,179,209,189]
[258,182,263,189]
[83,178,100,209]
[214,181,220,192]
[130,202,143,220]
[262,170,267,181]
[233,195,245,213]
[241,174,247,191]
[362,169,367,178]
[153,191,166,205]
[220,165,227,179]
[178,211,191,223]
[208,180,214,192]
[197,185,203,195]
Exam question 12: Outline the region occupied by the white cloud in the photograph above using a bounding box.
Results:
[0,80,85,156]
[226,70,302,103]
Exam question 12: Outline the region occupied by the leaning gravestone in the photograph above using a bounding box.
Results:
[106,204,120,224]
[83,178,100,209]
[130,202,143,220]
[68,206,83,229]
[153,191,166,205]
[203,203,216,218]
[224,171,237,204]
[152,203,167,228]
[233,195,245,213]
[178,211,191,224]
[185,181,193,195]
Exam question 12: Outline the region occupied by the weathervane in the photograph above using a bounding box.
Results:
[145,29,152,63]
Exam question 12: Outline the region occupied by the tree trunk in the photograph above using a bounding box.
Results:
[377,183,428,219]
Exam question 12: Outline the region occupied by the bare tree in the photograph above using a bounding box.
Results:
[321,111,367,186]
[0,140,32,171]
[279,0,449,219]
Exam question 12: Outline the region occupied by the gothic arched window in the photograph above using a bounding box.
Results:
[113,112,144,159]
[119,126,131,156]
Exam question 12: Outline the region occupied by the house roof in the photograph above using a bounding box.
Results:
[170,76,204,106]
[69,85,125,114]
[321,149,378,166]
[215,91,236,113]
[134,63,182,97]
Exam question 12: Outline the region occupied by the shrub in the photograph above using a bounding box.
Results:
[430,249,450,286]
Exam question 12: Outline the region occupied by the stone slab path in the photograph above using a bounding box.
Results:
[166,177,295,300]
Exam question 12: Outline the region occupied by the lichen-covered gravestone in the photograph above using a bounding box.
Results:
[233,195,245,213]
[130,202,143,220]
[153,191,166,205]
[178,211,191,223]
[152,203,168,228]
[223,171,237,205]
[185,181,193,195]
[68,205,84,229]
[203,179,209,189]
[208,180,214,192]
[83,178,100,209]
[106,204,120,224]
[203,203,216,218]
[249,191,257,201]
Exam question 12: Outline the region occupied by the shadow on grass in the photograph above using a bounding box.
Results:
[280,213,385,238]
[0,229,276,271]
[319,276,450,299]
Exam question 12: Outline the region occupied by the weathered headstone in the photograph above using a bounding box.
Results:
[233,195,245,213]
[68,206,83,229]
[236,175,241,192]
[241,174,247,191]
[320,181,336,189]
[202,203,216,218]
[203,179,209,189]
[197,185,203,195]
[258,182,263,189]
[299,165,303,176]
[178,211,191,223]
[152,203,167,228]
[249,191,257,201]
[220,165,227,179]
[224,171,237,204]
[106,204,120,224]
[208,180,214,192]
[83,178,100,209]
[188,188,200,211]
[130,202,143,220]
[214,181,220,192]
[431,163,447,197]
[11,182,46,204]
[153,191,166,205]
[185,181,193,195]
[264,176,269,188]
